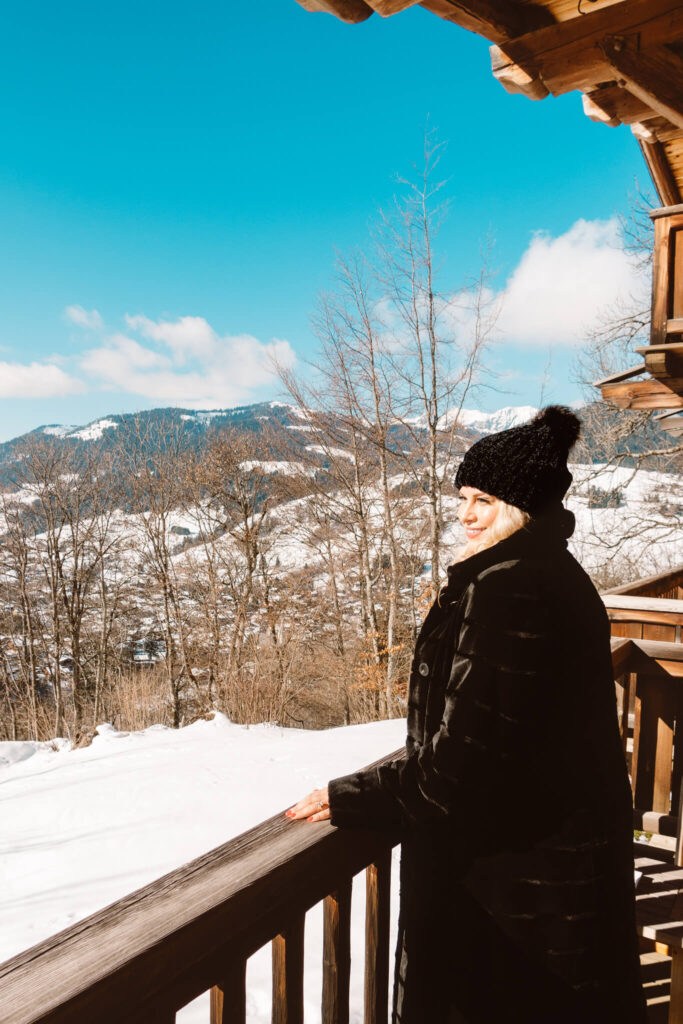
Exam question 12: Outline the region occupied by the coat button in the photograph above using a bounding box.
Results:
[418,662,430,677]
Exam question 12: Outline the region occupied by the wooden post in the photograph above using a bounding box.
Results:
[322,880,352,1024]
[634,675,675,815]
[364,848,392,1024]
[272,913,305,1024]
[211,959,246,1024]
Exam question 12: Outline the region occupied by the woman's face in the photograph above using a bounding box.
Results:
[458,486,501,543]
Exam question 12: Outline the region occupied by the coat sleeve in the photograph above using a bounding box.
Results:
[328,562,555,831]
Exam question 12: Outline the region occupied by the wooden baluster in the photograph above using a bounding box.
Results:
[211,959,246,1024]
[322,879,352,1024]
[364,848,392,1024]
[272,912,305,1024]
[634,674,675,815]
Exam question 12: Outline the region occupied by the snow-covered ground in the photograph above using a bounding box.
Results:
[0,714,405,1022]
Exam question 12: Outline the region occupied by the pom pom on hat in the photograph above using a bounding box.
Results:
[531,405,581,449]
[454,405,581,515]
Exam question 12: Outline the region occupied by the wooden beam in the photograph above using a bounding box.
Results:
[632,116,683,146]
[491,0,683,100]
[592,363,646,388]
[635,342,683,382]
[600,378,683,409]
[364,0,418,14]
[582,84,655,127]
[602,41,683,133]
[419,0,554,45]
[295,0,374,23]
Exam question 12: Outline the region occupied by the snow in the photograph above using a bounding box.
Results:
[305,444,355,462]
[240,459,317,478]
[1,714,405,1022]
[69,418,119,441]
[42,425,77,438]
[452,406,539,434]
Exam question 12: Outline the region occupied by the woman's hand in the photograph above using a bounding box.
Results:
[285,786,330,823]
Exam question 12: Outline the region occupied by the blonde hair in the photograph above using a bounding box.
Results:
[453,498,530,563]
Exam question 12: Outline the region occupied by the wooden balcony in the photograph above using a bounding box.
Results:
[3,566,683,1023]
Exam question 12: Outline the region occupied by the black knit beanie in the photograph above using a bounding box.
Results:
[454,406,581,515]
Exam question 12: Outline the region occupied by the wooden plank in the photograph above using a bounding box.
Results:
[611,636,637,677]
[634,809,678,837]
[615,673,630,754]
[653,213,679,342]
[602,42,683,133]
[272,913,305,1024]
[656,660,683,678]
[295,0,373,22]
[643,623,678,644]
[0,749,405,1024]
[322,881,352,1024]
[635,639,683,663]
[364,849,392,1024]
[634,676,672,814]
[674,228,683,323]
[592,363,646,387]
[604,565,683,599]
[363,0,418,13]
[611,622,643,641]
[418,0,553,45]
[636,341,683,355]
[211,959,246,1024]
[600,378,683,409]
[490,0,683,99]
[604,596,683,617]
[633,691,642,803]
[582,84,654,127]
[606,611,683,629]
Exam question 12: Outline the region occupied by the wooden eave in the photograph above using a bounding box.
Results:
[296,0,683,206]
[297,0,683,410]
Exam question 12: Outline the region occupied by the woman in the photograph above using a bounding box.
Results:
[287,406,646,1023]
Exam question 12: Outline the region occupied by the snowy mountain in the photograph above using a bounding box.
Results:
[455,405,539,434]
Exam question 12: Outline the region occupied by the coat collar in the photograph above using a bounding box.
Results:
[440,504,575,605]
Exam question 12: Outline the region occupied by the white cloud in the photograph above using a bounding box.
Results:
[125,314,217,364]
[64,305,104,331]
[497,218,648,347]
[0,361,85,399]
[81,316,296,408]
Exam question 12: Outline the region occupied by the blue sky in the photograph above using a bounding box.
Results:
[0,0,651,441]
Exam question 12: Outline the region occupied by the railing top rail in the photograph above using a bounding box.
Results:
[603,595,683,615]
[0,749,404,1024]
[611,636,683,676]
[602,565,683,598]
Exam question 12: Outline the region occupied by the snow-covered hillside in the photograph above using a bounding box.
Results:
[0,715,405,1022]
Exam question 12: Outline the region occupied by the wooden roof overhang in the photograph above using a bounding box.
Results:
[296,0,683,425]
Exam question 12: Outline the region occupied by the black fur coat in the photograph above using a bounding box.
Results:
[328,509,647,1023]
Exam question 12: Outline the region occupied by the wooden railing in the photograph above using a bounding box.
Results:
[0,752,402,1024]
[4,632,683,1024]
[604,564,683,600]
[612,637,683,836]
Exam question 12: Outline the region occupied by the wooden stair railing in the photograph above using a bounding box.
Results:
[0,750,404,1024]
